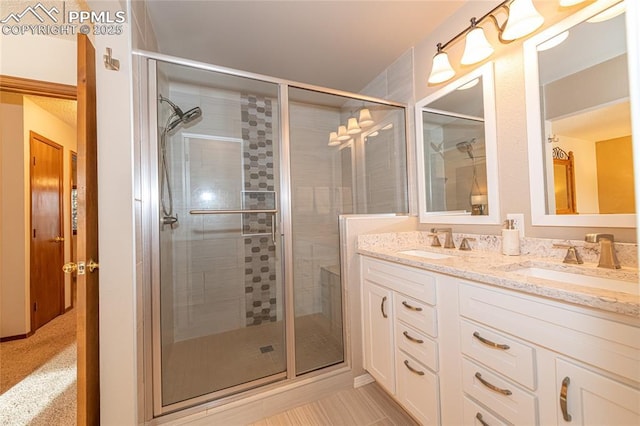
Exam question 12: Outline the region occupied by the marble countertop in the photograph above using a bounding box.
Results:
[358,243,640,318]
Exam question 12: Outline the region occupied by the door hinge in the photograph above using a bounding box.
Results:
[33,229,36,239]
[33,156,36,166]
[33,301,37,311]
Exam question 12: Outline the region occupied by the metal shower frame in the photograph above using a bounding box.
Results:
[135,48,410,418]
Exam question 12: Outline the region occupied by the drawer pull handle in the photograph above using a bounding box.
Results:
[381,296,388,318]
[475,372,512,396]
[403,331,424,344]
[403,360,425,376]
[473,332,510,350]
[476,413,490,426]
[560,376,572,422]
[402,301,423,311]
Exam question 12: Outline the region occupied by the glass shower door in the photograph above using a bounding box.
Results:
[154,61,285,408]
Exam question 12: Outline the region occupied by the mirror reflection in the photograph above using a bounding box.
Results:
[421,76,489,216]
[537,3,634,215]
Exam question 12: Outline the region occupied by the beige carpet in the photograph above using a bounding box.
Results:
[0,309,77,425]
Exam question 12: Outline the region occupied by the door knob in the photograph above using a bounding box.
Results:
[62,262,77,273]
[52,236,65,243]
[87,260,99,272]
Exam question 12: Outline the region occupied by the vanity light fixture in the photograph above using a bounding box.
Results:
[428,44,456,84]
[358,108,374,127]
[347,117,362,135]
[461,18,494,65]
[328,132,341,146]
[427,0,544,85]
[337,125,351,141]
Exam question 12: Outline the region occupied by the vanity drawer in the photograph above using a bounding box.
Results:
[460,320,536,390]
[395,294,438,337]
[462,395,510,426]
[396,351,440,426]
[462,358,537,426]
[458,283,640,381]
[395,321,438,371]
[362,257,436,305]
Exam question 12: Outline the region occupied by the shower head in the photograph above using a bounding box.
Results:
[159,94,202,132]
[456,138,477,159]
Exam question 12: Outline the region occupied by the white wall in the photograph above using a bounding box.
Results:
[88,0,138,424]
[0,35,77,85]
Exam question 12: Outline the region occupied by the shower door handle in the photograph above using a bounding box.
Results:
[271,214,277,246]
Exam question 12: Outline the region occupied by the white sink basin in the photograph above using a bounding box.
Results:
[398,250,454,260]
[512,266,639,295]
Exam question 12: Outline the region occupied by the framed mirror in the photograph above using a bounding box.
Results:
[415,62,500,224]
[524,0,635,227]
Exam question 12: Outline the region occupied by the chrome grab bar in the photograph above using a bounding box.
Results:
[189,209,278,245]
[189,209,278,215]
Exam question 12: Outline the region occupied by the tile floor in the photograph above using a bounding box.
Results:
[250,382,419,426]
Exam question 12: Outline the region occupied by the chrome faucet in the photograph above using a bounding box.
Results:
[431,228,455,249]
[585,233,621,269]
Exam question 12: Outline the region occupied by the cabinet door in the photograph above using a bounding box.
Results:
[396,351,440,425]
[556,358,640,426]
[363,281,395,393]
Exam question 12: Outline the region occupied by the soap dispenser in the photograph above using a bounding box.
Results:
[502,219,520,256]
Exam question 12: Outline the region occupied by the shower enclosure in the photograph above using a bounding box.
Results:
[146,57,408,415]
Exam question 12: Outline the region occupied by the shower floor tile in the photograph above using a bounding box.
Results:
[162,313,343,406]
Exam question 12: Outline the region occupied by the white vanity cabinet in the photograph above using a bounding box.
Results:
[362,257,440,425]
[458,282,640,426]
[360,255,640,426]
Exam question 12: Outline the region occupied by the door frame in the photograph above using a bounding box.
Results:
[29,131,65,331]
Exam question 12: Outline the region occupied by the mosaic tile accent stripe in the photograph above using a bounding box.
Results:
[241,94,277,326]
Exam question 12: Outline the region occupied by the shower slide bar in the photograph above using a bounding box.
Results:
[189,209,278,244]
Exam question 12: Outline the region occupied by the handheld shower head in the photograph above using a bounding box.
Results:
[456,138,477,159]
[159,94,202,131]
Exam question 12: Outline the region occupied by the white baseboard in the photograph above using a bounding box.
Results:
[353,373,375,388]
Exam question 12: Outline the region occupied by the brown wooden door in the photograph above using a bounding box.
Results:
[76,33,100,426]
[30,132,64,331]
